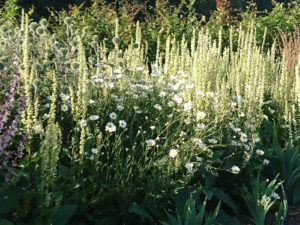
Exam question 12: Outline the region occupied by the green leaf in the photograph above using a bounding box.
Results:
[58,163,72,180]
[128,202,153,221]
[52,204,77,225]
[0,187,22,214]
[0,219,14,225]
[211,188,239,215]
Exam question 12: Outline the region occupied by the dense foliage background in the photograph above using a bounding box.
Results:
[0,0,299,225]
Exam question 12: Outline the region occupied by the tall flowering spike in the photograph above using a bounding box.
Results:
[49,70,57,122]
[75,37,89,163]
[40,122,62,190]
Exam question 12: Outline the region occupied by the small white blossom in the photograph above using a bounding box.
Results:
[183,102,192,111]
[169,149,178,158]
[196,112,206,120]
[256,149,264,156]
[263,159,270,165]
[61,104,68,112]
[109,112,117,120]
[89,115,99,120]
[146,139,156,147]
[105,122,116,133]
[185,163,194,173]
[119,120,127,128]
[231,165,240,174]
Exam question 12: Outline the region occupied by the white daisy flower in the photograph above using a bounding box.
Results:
[89,115,99,120]
[261,196,271,207]
[183,102,192,111]
[256,149,264,156]
[196,90,205,98]
[185,163,194,173]
[105,122,116,133]
[117,105,124,111]
[240,133,247,142]
[193,138,202,145]
[109,112,117,120]
[196,112,206,120]
[119,120,127,128]
[146,139,156,147]
[169,149,178,158]
[61,104,68,112]
[33,124,43,134]
[231,165,240,174]
[154,104,162,111]
[168,101,174,107]
[263,159,270,165]
[208,139,218,144]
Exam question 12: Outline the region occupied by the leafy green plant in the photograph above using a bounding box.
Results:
[268,125,300,203]
[241,173,286,225]
[162,195,221,225]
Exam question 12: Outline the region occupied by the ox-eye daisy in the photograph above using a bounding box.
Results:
[105,122,116,133]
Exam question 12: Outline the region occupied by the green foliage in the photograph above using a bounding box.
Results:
[241,174,285,225]
[267,125,300,203]
[162,195,221,225]
[0,0,20,25]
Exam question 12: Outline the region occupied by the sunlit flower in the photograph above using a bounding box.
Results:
[196,112,206,120]
[206,92,214,97]
[197,123,206,129]
[117,105,124,111]
[33,124,43,134]
[154,104,162,111]
[150,126,155,130]
[231,165,240,174]
[199,143,208,151]
[263,159,270,165]
[169,149,178,158]
[79,119,87,127]
[239,112,245,117]
[105,122,116,132]
[61,94,70,102]
[256,149,264,156]
[261,196,271,207]
[185,163,194,173]
[183,102,192,111]
[91,148,98,154]
[119,120,127,128]
[168,101,174,107]
[233,127,241,132]
[89,99,96,104]
[193,138,202,145]
[159,91,167,97]
[196,91,205,98]
[240,133,247,142]
[89,115,99,120]
[208,139,218,144]
[184,118,191,124]
[107,82,114,89]
[173,95,183,104]
[146,139,156,147]
[61,104,68,112]
[109,112,117,120]
[231,102,237,107]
